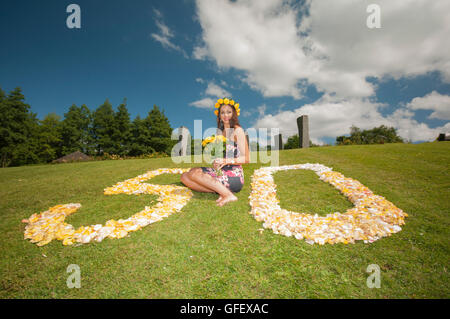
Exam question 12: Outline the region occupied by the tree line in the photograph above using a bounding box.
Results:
[284,125,404,149]
[0,87,174,167]
[335,125,404,145]
[284,135,320,149]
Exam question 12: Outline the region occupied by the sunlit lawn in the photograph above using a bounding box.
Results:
[0,142,449,298]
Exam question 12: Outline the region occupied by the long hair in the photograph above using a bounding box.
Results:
[216,104,241,131]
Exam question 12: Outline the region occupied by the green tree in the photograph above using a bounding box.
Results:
[336,125,404,145]
[37,113,63,162]
[349,125,363,144]
[0,87,40,167]
[92,99,118,155]
[284,134,318,149]
[144,105,174,154]
[365,125,404,144]
[113,99,132,156]
[129,115,154,156]
[61,104,93,155]
[336,135,352,145]
[284,134,300,149]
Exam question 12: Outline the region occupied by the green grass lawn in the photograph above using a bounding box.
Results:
[1,142,449,298]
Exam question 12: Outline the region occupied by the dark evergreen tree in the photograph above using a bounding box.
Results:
[79,104,95,155]
[129,115,154,155]
[113,99,132,156]
[0,87,179,165]
[92,99,118,155]
[0,88,5,103]
[0,87,40,167]
[37,113,63,162]
[61,104,93,155]
[144,105,174,154]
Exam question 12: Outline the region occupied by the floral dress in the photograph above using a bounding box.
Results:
[201,141,244,193]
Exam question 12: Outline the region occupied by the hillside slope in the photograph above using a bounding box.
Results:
[0,142,448,298]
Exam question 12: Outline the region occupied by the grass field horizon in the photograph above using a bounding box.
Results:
[1,142,449,298]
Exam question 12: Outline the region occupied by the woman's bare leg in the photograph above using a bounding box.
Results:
[185,168,237,206]
[180,172,215,193]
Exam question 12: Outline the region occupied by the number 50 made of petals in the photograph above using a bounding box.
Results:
[23,164,407,246]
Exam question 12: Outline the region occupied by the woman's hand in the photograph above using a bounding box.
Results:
[213,158,226,170]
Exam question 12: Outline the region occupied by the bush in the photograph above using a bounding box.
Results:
[284,135,320,149]
[336,125,404,145]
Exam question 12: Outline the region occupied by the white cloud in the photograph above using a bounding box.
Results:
[253,95,449,143]
[193,46,209,60]
[189,81,231,109]
[406,91,450,120]
[386,107,450,141]
[302,0,450,95]
[204,82,231,98]
[193,0,450,143]
[189,97,216,109]
[194,0,310,98]
[151,10,187,58]
[153,8,162,19]
[155,20,173,38]
[194,0,450,99]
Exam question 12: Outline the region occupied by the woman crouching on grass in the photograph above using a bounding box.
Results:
[181,98,249,206]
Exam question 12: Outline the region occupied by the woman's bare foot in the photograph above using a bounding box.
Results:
[216,196,223,203]
[216,194,238,206]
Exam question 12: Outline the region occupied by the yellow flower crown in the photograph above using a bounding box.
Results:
[214,98,240,117]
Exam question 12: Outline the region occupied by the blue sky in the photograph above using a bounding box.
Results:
[1,0,449,145]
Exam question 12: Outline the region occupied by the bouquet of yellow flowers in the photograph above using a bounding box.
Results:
[202,135,226,147]
[202,135,227,175]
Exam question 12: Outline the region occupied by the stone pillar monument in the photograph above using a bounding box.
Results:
[274,133,283,150]
[297,115,309,148]
[178,126,190,156]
